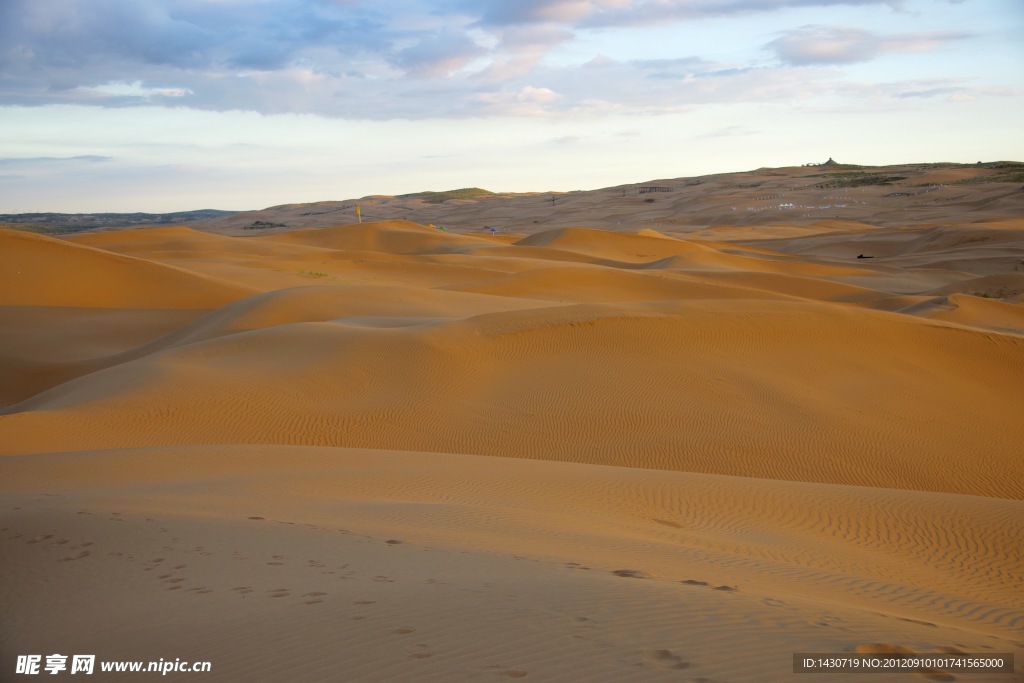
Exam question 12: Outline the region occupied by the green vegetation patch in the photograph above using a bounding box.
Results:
[398,188,494,203]
[973,287,1022,299]
[979,161,1024,170]
[243,220,286,230]
[811,172,907,188]
[959,170,1024,184]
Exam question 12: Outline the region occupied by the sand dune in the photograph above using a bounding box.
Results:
[446,264,776,302]
[259,220,492,255]
[0,229,256,405]
[3,445,1023,682]
[4,297,1023,501]
[3,202,1024,681]
[0,306,201,407]
[515,226,708,261]
[2,229,253,309]
[911,293,1024,334]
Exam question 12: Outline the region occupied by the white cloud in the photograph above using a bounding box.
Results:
[474,85,561,115]
[469,0,899,28]
[767,25,970,65]
[393,27,487,76]
[0,0,934,120]
[0,0,1020,216]
[81,80,193,99]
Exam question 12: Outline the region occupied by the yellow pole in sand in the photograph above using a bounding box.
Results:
[356,204,362,223]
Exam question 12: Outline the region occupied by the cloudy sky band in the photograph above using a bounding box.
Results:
[1,0,1021,212]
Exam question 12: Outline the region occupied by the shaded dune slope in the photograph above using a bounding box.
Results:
[0,228,256,405]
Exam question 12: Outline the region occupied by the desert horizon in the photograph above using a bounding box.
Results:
[2,160,1023,681]
[6,159,1024,235]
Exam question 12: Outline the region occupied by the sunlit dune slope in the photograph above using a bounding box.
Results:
[3,219,1023,502]
[443,264,786,303]
[4,212,1024,683]
[3,294,1022,498]
[2,228,253,308]
[258,219,493,255]
[3,443,1022,682]
[3,444,1022,635]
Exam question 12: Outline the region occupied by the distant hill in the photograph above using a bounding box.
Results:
[5,161,1022,236]
[189,161,1024,235]
[0,209,236,235]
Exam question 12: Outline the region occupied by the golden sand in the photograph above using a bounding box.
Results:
[2,200,1023,681]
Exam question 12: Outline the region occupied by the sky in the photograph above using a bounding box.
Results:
[1,0,1022,213]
